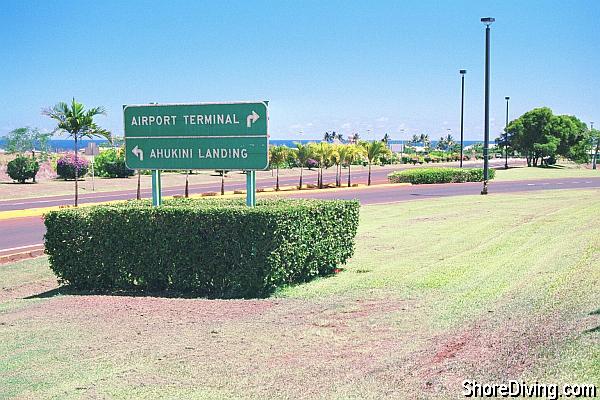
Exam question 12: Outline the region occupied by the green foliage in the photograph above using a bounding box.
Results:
[360,140,391,164]
[44,198,360,298]
[507,107,588,166]
[6,156,39,183]
[269,145,288,168]
[387,167,494,184]
[94,148,134,178]
[294,143,313,167]
[3,127,52,159]
[43,98,111,205]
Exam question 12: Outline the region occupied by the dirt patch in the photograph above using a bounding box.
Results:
[413,312,580,395]
[0,278,58,302]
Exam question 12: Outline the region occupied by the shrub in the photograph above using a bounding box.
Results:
[44,198,360,298]
[306,158,318,169]
[56,153,89,180]
[7,156,39,183]
[94,148,134,178]
[387,167,495,184]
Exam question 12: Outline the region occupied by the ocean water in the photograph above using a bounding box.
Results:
[0,138,483,151]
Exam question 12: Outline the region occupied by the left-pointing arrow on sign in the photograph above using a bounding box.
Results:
[132,145,144,161]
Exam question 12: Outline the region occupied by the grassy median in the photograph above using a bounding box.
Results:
[493,163,599,181]
[1,189,598,399]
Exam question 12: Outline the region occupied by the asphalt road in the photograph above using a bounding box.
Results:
[1,176,598,255]
[0,159,512,212]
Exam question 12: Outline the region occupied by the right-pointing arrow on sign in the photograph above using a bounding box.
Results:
[132,145,144,161]
[246,110,259,128]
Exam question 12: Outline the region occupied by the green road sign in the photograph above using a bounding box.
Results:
[124,102,269,170]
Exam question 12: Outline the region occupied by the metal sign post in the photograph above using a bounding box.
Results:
[85,142,100,192]
[151,170,162,206]
[124,101,269,207]
[246,171,256,207]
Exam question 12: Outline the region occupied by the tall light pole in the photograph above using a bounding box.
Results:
[400,128,405,161]
[459,69,466,167]
[592,122,597,170]
[481,17,495,195]
[504,96,510,169]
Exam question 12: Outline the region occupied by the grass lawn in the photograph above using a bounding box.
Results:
[1,189,598,399]
[494,163,599,181]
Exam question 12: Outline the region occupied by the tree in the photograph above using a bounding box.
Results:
[3,127,51,159]
[497,130,512,168]
[269,145,288,191]
[382,133,391,145]
[323,131,335,143]
[361,140,390,185]
[549,114,588,161]
[294,143,312,189]
[43,99,110,206]
[7,156,39,183]
[507,107,588,166]
[94,147,133,178]
[310,142,335,188]
[436,136,447,151]
[348,133,360,144]
[436,134,455,152]
[220,170,226,195]
[338,144,365,187]
[331,145,342,187]
[590,129,600,169]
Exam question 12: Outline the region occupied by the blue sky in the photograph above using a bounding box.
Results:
[1,0,598,141]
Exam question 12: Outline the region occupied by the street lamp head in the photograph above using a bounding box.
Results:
[460,69,467,75]
[481,17,495,26]
[505,96,510,100]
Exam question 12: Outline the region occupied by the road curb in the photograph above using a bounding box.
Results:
[0,248,45,264]
[0,182,412,221]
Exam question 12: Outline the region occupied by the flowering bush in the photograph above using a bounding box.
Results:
[306,158,318,169]
[56,153,89,180]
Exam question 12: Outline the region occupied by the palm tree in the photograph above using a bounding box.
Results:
[382,133,391,144]
[349,132,360,144]
[220,170,226,195]
[418,133,430,148]
[361,140,390,185]
[43,98,109,206]
[310,142,335,188]
[294,142,312,189]
[323,131,334,143]
[337,144,361,187]
[437,136,448,150]
[269,145,288,191]
[331,145,342,187]
[334,132,344,143]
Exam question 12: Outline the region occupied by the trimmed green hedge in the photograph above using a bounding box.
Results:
[387,167,495,184]
[44,198,360,298]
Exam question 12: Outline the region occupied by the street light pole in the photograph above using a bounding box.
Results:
[460,70,466,168]
[592,122,597,170]
[400,128,405,161]
[504,96,510,169]
[481,17,495,195]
